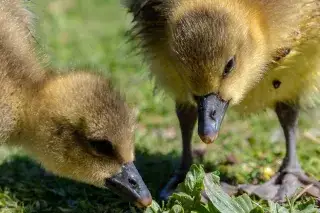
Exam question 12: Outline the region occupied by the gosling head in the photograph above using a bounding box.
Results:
[168,1,268,143]
[28,71,152,207]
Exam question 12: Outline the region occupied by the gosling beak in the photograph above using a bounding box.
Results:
[105,162,152,208]
[197,93,229,144]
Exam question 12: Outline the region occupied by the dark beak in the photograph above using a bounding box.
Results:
[197,93,229,144]
[105,162,152,208]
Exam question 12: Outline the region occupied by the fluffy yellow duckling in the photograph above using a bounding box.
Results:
[124,0,320,201]
[0,0,152,207]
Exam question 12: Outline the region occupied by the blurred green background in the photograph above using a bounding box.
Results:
[0,0,319,212]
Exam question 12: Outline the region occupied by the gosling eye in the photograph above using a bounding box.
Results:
[88,139,114,156]
[223,56,236,77]
[193,95,200,102]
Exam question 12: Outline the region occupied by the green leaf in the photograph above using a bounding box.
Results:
[169,205,184,213]
[145,200,162,213]
[204,174,255,213]
[249,206,264,213]
[194,203,212,213]
[297,205,318,213]
[211,171,221,183]
[184,165,205,196]
[169,192,194,210]
[207,202,221,213]
[233,194,254,213]
[296,199,319,213]
[268,200,289,213]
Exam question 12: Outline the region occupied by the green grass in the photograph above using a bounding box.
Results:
[0,0,319,212]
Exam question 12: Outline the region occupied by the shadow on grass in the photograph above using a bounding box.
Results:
[0,156,127,213]
[0,149,237,212]
[0,149,179,213]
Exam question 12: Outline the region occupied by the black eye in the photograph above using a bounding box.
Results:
[223,56,236,77]
[88,140,114,156]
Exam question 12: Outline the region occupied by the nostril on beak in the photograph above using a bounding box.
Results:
[210,110,216,120]
[128,177,138,189]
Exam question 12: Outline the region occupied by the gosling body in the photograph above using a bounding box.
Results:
[0,0,152,207]
[125,0,320,201]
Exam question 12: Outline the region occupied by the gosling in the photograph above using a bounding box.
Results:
[0,0,152,207]
[124,0,320,201]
